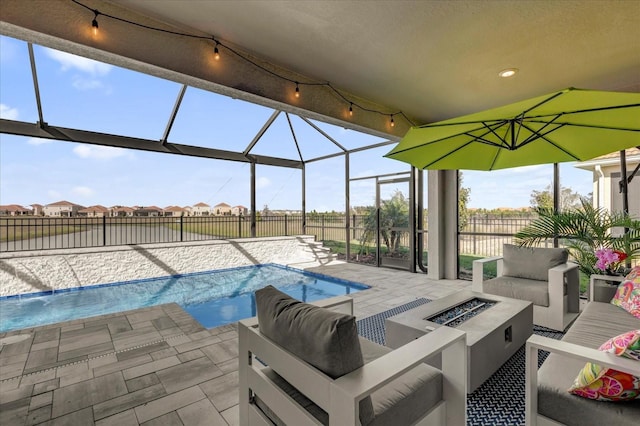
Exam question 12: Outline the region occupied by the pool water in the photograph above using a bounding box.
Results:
[0,264,368,333]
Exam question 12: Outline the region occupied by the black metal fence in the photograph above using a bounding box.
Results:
[458,214,552,257]
[1,213,545,255]
[0,215,305,252]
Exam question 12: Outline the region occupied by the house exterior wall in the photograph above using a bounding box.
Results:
[591,162,640,219]
[213,204,232,215]
[191,205,211,216]
[0,236,322,296]
[231,206,248,216]
[43,204,79,217]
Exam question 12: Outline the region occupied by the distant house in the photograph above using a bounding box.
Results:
[231,205,248,216]
[191,202,211,216]
[577,148,640,218]
[0,204,32,216]
[78,205,109,217]
[183,206,193,216]
[213,202,232,216]
[163,206,187,217]
[133,206,162,217]
[43,200,84,217]
[111,206,134,217]
[31,204,44,216]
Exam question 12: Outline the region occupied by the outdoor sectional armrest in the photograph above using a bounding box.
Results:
[525,334,640,426]
[548,262,579,305]
[332,326,467,425]
[472,256,503,292]
[589,274,625,302]
[239,314,467,426]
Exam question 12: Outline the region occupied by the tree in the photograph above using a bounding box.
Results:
[530,184,584,211]
[515,198,640,277]
[379,190,410,254]
[261,204,271,216]
[459,172,471,229]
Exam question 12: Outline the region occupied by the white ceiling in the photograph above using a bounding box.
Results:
[109,0,640,124]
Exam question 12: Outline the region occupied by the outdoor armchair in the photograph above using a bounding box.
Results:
[238,286,467,425]
[472,244,580,331]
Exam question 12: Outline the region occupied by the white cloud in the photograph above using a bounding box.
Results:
[72,186,94,197]
[72,76,104,91]
[256,177,271,189]
[44,48,112,76]
[47,190,61,199]
[27,137,53,146]
[73,144,133,160]
[0,104,19,120]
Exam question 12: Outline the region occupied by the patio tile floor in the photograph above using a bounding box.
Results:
[0,261,471,425]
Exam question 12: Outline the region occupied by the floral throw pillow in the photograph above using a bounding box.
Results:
[610,266,640,319]
[568,330,640,401]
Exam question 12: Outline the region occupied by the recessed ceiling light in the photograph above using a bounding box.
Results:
[498,68,518,78]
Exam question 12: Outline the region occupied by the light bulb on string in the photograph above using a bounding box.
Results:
[390,115,395,127]
[91,10,100,36]
[349,103,353,116]
[214,40,220,61]
[295,82,300,98]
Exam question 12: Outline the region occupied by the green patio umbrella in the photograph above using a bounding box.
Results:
[385,88,640,171]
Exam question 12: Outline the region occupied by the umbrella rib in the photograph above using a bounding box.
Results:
[523,103,640,121]
[516,113,564,147]
[519,122,580,160]
[388,122,502,156]
[419,140,482,169]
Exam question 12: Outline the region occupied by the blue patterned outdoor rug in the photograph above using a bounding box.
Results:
[356,298,565,426]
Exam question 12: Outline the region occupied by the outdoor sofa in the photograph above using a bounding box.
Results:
[525,266,640,425]
[472,244,580,331]
[238,285,467,425]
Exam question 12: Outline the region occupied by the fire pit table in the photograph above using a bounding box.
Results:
[385,290,533,392]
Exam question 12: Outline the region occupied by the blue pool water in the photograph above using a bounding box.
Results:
[0,264,368,333]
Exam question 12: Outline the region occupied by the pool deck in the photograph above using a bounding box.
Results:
[0,261,471,425]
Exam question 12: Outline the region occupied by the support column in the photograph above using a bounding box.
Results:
[427,170,458,279]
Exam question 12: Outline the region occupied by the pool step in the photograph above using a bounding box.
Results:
[297,241,336,262]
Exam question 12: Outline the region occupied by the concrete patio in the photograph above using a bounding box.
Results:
[0,262,471,425]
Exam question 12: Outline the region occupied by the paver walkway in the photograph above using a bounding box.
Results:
[0,262,471,425]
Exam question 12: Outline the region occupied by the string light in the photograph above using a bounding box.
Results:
[213,40,220,61]
[91,10,100,36]
[71,0,413,128]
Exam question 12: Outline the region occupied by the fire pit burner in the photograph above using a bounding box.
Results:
[424,298,496,327]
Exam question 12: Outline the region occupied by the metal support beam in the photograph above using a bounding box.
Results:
[345,152,351,262]
[27,43,44,126]
[251,162,256,237]
[0,119,303,169]
[161,84,187,145]
[301,163,306,234]
[244,110,280,156]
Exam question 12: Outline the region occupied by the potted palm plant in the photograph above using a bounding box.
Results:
[514,198,640,279]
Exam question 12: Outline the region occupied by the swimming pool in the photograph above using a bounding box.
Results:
[0,264,368,333]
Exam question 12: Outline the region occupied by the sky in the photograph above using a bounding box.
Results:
[0,35,594,212]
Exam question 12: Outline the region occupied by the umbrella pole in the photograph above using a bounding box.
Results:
[620,150,629,217]
[553,163,559,248]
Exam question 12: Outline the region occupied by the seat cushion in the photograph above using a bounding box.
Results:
[256,336,443,426]
[502,244,568,281]
[254,285,374,424]
[359,337,443,426]
[483,275,550,307]
[611,266,640,319]
[537,302,640,425]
